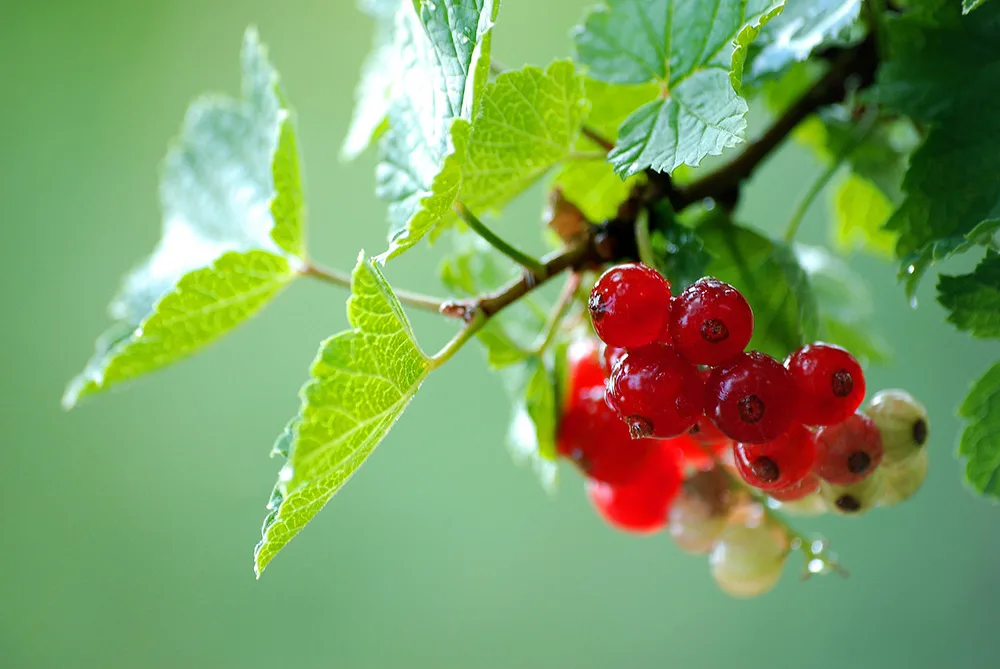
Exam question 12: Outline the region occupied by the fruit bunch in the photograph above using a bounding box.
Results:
[557,263,931,597]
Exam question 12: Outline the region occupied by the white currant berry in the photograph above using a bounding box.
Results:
[877,449,929,507]
[709,507,789,598]
[864,389,928,465]
[820,473,883,516]
[768,492,828,517]
[668,468,734,554]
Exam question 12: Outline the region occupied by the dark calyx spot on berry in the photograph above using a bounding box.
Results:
[831,369,854,397]
[847,451,872,474]
[688,422,701,436]
[588,293,606,321]
[700,318,729,343]
[626,416,654,440]
[835,495,862,512]
[737,394,765,424]
[913,418,928,446]
[750,456,780,484]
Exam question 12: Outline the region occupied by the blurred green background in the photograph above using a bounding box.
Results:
[3,1,999,667]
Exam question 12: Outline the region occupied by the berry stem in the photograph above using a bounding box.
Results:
[634,209,657,269]
[301,262,453,316]
[453,201,547,276]
[530,272,582,355]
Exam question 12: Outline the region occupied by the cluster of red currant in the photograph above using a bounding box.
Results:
[557,263,930,596]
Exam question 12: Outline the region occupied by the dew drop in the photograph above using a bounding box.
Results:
[807,558,825,574]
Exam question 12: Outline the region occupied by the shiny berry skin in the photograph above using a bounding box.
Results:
[670,278,754,366]
[820,474,882,515]
[709,508,789,598]
[876,449,928,507]
[605,344,704,439]
[586,441,684,533]
[599,344,628,377]
[703,352,799,444]
[864,389,929,465]
[784,343,866,426]
[767,473,820,502]
[557,341,656,484]
[814,412,884,485]
[733,423,818,491]
[588,263,672,349]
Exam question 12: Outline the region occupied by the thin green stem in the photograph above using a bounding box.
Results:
[429,309,487,369]
[530,273,582,355]
[634,209,656,268]
[301,262,452,317]
[783,116,877,243]
[453,201,547,276]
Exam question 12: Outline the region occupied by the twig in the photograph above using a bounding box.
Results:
[581,126,615,152]
[453,201,547,276]
[675,36,879,208]
[301,263,453,316]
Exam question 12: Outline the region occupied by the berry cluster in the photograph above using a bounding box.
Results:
[556,263,931,597]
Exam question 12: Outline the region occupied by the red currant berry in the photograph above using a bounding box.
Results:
[588,263,672,349]
[599,343,628,377]
[768,473,820,502]
[566,339,606,397]
[703,352,799,444]
[606,344,704,439]
[670,278,754,366]
[733,423,818,491]
[586,441,684,533]
[784,343,866,426]
[814,411,884,485]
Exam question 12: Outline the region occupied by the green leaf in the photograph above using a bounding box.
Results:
[964,0,993,14]
[795,245,891,365]
[553,78,657,221]
[958,361,1000,499]
[505,357,559,492]
[64,29,304,409]
[574,0,786,177]
[341,8,398,160]
[746,0,862,83]
[699,217,817,358]
[459,61,589,214]
[649,219,711,291]
[439,234,545,367]
[877,5,1000,293]
[376,0,499,259]
[833,172,897,258]
[255,254,432,575]
[900,220,1000,299]
[937,251,1000,339]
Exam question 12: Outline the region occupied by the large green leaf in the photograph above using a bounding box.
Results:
[255,254,432,575]
[699,217,818,358]
[833,172,897,258]
[877,4,1000,296]
[958,361,1000,500]
[574,0,785,177]
[460,61,589,214]
[964,0,993,14]
[376,0,499,259]
[746,0,862,83]
[341,2,399,160]
[64,30,304,409]
[937,251,1000,339]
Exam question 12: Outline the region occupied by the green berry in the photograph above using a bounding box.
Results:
[820,474,882,516]
[864,389,928,465]
[877,449,929,507]
[668,468,735,554]
[769,492,828,517]
[709,508,789,598]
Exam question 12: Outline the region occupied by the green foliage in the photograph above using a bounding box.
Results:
[574,0,786,177]
[255,254,432,575]
[958,362,1000,499]
[833,172,896,258]
[698,216,818,359]
[938,252,1000,339]
[963,0,993,13]
[375,0,499,259]
[504,356,560,491]
[64,29,304,409]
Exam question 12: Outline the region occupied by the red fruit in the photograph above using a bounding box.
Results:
[599,343,628,377]
[670,277,754,366]
[704,352,799,444]
[768,474,821,502]
[586,441,684,533]
[785,343,866,426]
[688,414,731,450]
[677,417,732,470]
[588,263,672,349]
[566,339,606,397]
[814,411,884,485]
[733,424,818,491]
[605,344,704,439]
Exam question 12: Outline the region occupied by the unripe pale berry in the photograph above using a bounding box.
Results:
[668,468,735,554]
[876,449,929,507]
[709,508,789,598]
[769,490,828,516]
[864,389,929,465]
[820,473,883,515]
